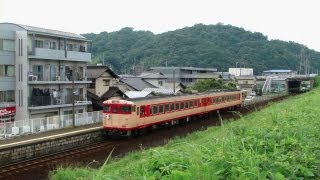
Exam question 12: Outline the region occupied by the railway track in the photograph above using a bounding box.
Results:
[0,140,127,179]
[0,93,289,179]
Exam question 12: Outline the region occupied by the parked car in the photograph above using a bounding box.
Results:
[245,95,255,101]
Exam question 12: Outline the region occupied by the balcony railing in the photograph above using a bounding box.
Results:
[67,51,91,61]
[29,95,87,107]
[28,74,87,82]
[29,48,91,62]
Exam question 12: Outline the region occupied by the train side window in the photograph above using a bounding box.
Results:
[170,103,174,112]
[150,106,154,115]
[189,101,193,108]
[132,105,136,112]
[137,107,140,115]
[165,104,170,112]
[185,101,189,109]
[194,100,198,107]
[201,98,204,105]
[153,106,158,114]
[175,103,180,111]
[140,106,145,116]
[159,105,164,114]
[180,102,184,109]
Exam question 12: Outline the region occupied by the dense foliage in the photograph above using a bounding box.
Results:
[314,76,320,87]
[189,79,236,92]
[83,23,320,74]
[51,89,320,179]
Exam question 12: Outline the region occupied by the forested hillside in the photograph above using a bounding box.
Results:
[83,23,320,74]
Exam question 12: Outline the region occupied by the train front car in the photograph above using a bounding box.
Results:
[102,99,137,137]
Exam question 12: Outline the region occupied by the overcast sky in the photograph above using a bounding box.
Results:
[1,0,319,51]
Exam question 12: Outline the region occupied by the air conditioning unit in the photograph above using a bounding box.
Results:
[32,76,38,81]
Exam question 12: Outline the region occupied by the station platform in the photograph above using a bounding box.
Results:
[0,123,102,150]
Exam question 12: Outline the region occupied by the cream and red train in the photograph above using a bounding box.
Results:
[102,90,243,136]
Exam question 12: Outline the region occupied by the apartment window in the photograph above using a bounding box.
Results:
[67,44,73,51]
[35,40,43,48]
[0,65,15,77]
[0,39,15,51]
[79,45,86,52]
[0,90,15,102]
[50,65,58,81]
[103,79,110,86]
[32,65,43,81]
[73,44,79,51]
[64,110,73,115]
[50,42,56,49]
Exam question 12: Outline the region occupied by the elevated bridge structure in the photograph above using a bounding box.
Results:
[286,75,314,93]
[257,75,315,94]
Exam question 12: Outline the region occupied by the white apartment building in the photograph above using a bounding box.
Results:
[0,23,91,121]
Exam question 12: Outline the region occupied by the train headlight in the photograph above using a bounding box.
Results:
[105,114,110,120]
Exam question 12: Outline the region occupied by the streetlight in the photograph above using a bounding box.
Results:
[235,62,239,68]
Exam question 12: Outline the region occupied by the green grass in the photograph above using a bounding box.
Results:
[50,89,320,180]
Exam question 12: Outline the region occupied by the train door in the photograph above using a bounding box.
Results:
[202,98,207,106]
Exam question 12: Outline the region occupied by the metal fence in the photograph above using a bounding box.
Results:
[243,93,288,106]
[0,111,102,140]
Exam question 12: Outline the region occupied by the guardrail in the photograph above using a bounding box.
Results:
[0,111,102,140]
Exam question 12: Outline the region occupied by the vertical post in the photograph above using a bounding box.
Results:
[64,38,67,58]
[102,53,105,65]
[32,34,36,55]
[173,70,176,94]
[72,65,75,127]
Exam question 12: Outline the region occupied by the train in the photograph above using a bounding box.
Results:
[102,90,243,137]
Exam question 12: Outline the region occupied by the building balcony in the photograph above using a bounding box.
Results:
[28,96,91,110]
[67,51,91,62]
[28,48,91,62]
[28,75,91,85]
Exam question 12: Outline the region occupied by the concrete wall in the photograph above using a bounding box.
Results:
[95,72,117,96]
[144,79,165,88]
[15,31,29,120]
[0,129,103,166]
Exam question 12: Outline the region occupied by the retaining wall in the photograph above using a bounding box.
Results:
[0,130,103,166]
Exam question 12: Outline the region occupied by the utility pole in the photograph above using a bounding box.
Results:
[102,53,105,65]
[173,70,175,95]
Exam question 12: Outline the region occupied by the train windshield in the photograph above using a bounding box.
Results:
[103,104,132,114]
[103,105,111,111]
[120,106,131,113]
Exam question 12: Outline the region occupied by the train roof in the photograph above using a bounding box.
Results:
[125,89,241,102]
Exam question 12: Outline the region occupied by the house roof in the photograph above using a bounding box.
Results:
[139,71,167,79]
[16,23,88,41]
[124,91,152,98]
[101,87,125,100]
[263,70,294,73]
[151,66,217,72]
[143,88,175,94]
[87,65,119,79]
[120,77,156,91]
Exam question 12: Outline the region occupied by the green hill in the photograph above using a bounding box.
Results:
[83,23,320,74]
